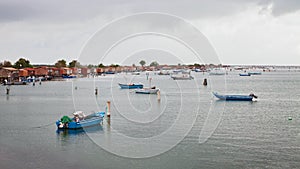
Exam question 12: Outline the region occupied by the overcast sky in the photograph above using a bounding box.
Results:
[0,0,300,65]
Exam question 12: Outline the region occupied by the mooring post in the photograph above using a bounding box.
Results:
[95,87,98,95]
[203,78,207,86]
[106,100,111,118]
[157,90,161,102]
[6,86,10,95]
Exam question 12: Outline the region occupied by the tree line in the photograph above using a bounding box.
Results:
[1,58,162,69]
[0,58,81,69]
[1,58,208,69]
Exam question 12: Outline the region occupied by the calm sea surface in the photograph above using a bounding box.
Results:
[1,71,300,169]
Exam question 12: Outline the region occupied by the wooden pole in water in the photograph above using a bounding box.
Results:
[6,86,10,95]
[106,100,111,117]
[157,90,161,102]
[95,87,98,95]
[149,77,152,88]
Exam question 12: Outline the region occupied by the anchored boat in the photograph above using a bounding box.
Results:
[213,92,257,101]
[118,83,144,89]
[135,86,160,94]
[171,74,194,80]
[239,73,251,76]
[56,111,105,130]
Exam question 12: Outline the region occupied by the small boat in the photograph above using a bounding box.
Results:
[118,83,143,89]
[208,68,226,75]
[213,92,257,101]
[62,74,77,78]
[171,74,194,80]
[158,70,171,75]
[105,71,115,74]
[3,81,27,85]
[239,73,251,76]
[56,111,105,130]
[131,71,140,75]
[248,72,262,75]
[135,87,160,94]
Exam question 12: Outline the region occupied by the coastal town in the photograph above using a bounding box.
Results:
[1,58,300,84]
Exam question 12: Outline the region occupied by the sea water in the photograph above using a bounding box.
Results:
[0,71,300,169]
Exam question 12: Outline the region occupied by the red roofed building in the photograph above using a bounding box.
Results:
[35,67,48,76]
[24,68,35,76]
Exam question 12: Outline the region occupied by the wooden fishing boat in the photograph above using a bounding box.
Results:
[213,92,257,101]
[118,83,143,89]
[56,111,105,130]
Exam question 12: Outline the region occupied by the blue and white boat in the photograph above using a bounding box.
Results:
[56,111,105,130]
[118,83,143,89]
[213,92,257,101]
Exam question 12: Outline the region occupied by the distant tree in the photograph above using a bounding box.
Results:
[139,60,146,67]
[13,58,33,69]
[132,63,136,67]
[55,59,67,68]
[88,64,96,68]
[98,63,105,68]
[194,63,201,67]
[0,62,3,68]
[110,64,119,67]
[3,60,12,67]
[150,61,159,67]
[69,60,81,68]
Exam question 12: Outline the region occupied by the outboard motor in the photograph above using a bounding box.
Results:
[249,93,258,99]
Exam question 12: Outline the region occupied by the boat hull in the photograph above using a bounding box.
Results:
[213,92,254,101]
[118,83,143,89]
[239,73,251,76]
[171,75,194,80]
[248,72,262,75]
[135,88,159,94]
[3,81,27,85]
[62,75,77,78]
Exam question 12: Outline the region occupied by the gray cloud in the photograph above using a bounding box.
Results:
[258,0,300,16]
[1,0,300,65]
[1,0,300,23]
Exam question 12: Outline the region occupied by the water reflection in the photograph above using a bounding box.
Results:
[56,125,103,136]
[56,125,104,146]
